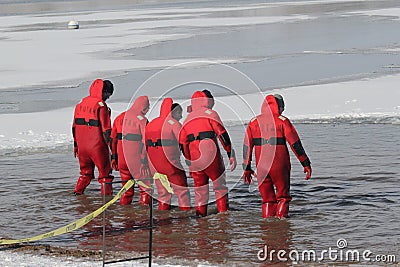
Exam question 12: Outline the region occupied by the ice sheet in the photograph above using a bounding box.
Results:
[0,73,399,152]
[0,5,312,90]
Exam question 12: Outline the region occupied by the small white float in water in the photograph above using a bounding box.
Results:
[67,20,79,29]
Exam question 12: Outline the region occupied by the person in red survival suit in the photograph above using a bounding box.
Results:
[145,99,191,211]
[72,79,114,195]
[180,90,237,217]
[242,94,312,218]
[110,96,152,205]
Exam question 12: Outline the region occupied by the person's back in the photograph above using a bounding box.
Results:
[146,98,182,168]
[110,96,151,205]
[242,94,312,218]
[121,96,149,171]
[181,91,230,169]
[180,90,236,217]
[146,98,190,210]
[74,79,110,151]
[72,79,114,195]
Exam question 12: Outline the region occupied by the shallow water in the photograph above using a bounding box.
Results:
[1,123,399,265]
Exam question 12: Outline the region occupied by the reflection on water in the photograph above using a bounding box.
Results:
[0,124,399,265]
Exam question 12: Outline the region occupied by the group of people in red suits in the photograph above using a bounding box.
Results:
[72,79,312,218]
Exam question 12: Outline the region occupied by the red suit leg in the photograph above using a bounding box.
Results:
[204,155,229,213]
[129,164,151,206]
[192,171,209,217]
[74,153,95,195]
[119,167,134,205]
[155,178,172,210]
[257,175,277,218]
[209,172,228,213]
[90,146,113,195]
[168,170,191,211]
[270,166,291,218]
[137,177,151,206]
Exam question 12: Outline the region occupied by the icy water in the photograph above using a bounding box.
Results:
[1,123,399,266]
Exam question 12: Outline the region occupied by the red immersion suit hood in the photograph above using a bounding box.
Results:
[262,95,280,115]
[129,96,149,115]
[160,98,173,118]
[191,91,209,110]
[89,79,104,100]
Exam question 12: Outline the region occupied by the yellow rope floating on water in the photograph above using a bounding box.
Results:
[0,179,136,245]
[0,173,173,245]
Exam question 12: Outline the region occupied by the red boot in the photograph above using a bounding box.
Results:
[276,201,289,218]
[120,188,134,205]
[100,178,113,196]
[216,195,229,213]
[139,193,151,206]
[262,202,277,218]
[120,180,134,205]
[158,201,171,211]
[74,176,92,195]
[196,205,208,217]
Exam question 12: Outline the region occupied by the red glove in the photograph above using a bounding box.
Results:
[304,166,312,180]
[111,159,118,171]
[140,164,151,177]
[242,169,255,184]
[73,147,78,158]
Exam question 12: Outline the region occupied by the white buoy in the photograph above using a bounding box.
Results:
[68,20,79,29]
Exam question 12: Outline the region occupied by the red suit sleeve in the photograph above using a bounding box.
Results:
[72,113,77,149]
[110,119,118,157]
[209,112,233,157]
[179,126,190,160]
[242,120,255,170]
[99,105,112,146]
[140,119,149,165]
[282,118,311,167]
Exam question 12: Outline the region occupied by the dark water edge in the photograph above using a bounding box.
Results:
[0,123,399,266]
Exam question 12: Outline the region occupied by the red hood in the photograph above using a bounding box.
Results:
[262,95,280,115]
[160,98,173,118]
[89,79,104,100]
[129,96,149,115]
[191,91,209,110]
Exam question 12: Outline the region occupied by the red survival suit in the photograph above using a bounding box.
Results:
[110,96,151,205]
[145,98,191,211]
[73,79,113,195]
[243,95,311,218]
[180,91,235,217]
